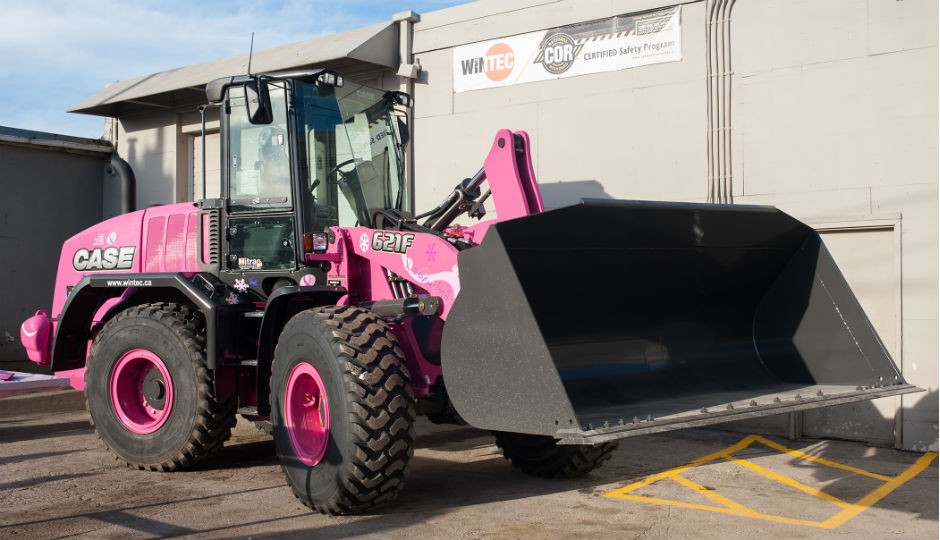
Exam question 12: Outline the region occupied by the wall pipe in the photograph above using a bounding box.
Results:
[706,0,737,204]
[107,154,137,214]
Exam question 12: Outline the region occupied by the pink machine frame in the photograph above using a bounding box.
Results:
[22,129,543,400]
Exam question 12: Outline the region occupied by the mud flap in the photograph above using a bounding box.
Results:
[441,199,918,444]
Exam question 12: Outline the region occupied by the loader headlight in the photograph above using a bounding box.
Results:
[304,232,329,254]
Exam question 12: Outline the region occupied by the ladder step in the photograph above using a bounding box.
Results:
[239,359,258,367]
[241,311,264,319]
[237,406,258,416]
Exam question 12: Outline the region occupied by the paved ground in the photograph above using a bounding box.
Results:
[0,392,937,539]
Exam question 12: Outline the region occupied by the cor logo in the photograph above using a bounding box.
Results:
[534,33,582,75]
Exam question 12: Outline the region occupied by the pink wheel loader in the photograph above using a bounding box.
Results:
[21,70,917,514]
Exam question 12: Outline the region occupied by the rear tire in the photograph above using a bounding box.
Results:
[85,303,236,471]
[271,306,415,515]
[493,431,618,478]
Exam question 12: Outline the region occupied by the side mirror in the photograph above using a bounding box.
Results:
[383,90,413,108]
[397,117,410,148]
[245,80,273,124]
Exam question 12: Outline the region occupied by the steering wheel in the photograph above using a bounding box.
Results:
[326,158,358,185]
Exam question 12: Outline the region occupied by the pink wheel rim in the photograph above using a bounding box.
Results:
[284,363,331,466]
[109,349,174,434]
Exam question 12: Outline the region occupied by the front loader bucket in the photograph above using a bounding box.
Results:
[441,199,918,445]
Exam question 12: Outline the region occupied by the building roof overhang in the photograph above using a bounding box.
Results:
[70,22,399,117]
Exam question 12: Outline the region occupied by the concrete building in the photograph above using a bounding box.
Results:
[65,0,938,450]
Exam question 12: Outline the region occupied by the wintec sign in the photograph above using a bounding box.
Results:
[453,6,681,93]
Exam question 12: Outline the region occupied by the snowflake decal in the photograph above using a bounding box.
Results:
[359,233,370,253]
[233,278,249,293]
[225,292,241,305]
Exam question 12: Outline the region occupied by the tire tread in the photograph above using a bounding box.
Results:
[494,431,618,478]
[274,305,415,515]
[85,302,236,471]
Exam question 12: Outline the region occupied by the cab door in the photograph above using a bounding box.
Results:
[220,83,299,297]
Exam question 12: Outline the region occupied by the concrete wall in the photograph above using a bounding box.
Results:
[411,0,707,212]
[410,0,937,450]
[0,132,110,362]
[730,0,938,451]
[117,111,186,210]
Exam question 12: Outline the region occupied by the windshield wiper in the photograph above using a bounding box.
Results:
[230,196,289,206]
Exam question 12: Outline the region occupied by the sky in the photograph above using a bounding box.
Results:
[0,0,471,139]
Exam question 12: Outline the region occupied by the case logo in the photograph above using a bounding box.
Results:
[72,246,136,271]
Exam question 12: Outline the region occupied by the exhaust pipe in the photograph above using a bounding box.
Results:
[107,155,137,214]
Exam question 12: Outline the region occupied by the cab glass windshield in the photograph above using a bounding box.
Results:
[294,80,408,231]
[228,84,292,212]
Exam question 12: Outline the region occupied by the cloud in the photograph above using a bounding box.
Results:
[0,0,470,138]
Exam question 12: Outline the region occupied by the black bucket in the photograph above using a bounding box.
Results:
[441,199,916,444]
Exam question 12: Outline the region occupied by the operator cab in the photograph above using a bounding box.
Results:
[202,70,412,297]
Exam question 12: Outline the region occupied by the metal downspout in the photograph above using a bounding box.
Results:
[394,10,421,213]
[706,0,736,204]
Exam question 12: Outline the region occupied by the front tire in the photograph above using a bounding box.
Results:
[271,306,415,515]
[494,431,618,478]
[85,303,236,471]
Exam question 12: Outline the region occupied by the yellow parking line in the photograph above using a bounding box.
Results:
[819,451,938,529]
[604,434,938,529]
[669,473,760,515]
[752,435,891,481]
[722,455,853,509]
[611,490,827,528]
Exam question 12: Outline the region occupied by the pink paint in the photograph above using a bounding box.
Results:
[187,213,200,268]
[20,310,52,365]
[52,209,146,318]
[144,216,166,272]
[56,368,86,391]
[141,205,205,273]
[50,203,201,318]
[284,362,330,466]
[346,226,460,317]
[109,348,174,434]
[164,213,187,270]
[483,129,543,222]
[40,203,205,382]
